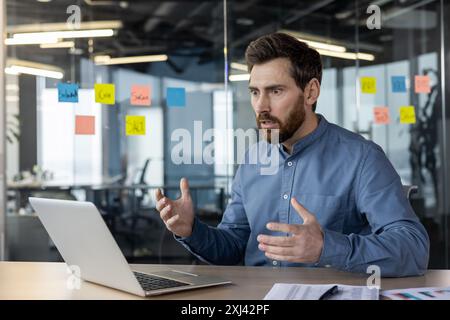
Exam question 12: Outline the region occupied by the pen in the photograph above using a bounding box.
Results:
[319,285,339,300]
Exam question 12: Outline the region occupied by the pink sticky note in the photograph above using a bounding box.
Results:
[75,115,95,135]
[131,85,151,106]
[415,75,431,94]
[373,107,390,125]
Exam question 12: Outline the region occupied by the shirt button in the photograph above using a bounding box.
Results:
[272,261,278,266]
[287,161,293,167]
[283,194,288,200]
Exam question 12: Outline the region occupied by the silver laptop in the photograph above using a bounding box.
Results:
[29,197,231,297]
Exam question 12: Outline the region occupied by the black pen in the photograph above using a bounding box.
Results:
[319,285,339,300]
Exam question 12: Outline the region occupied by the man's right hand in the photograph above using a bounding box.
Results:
[155,178,195,238]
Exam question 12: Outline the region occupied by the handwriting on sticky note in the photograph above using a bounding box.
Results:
[400,106,416,124]
[95,83,115,105]
[167,87,186,107]
[131,85,151,106]
[58,83,79,103]
[126,115,146,136]
[391,76,407,93]
[415,75,431,94]
[373,107,390,125]
[75,115,95,135]
[361,77,377,94]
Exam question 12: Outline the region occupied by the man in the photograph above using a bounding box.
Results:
[155,32,429,277]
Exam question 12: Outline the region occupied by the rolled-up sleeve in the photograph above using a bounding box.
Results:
[317,143,430,277]
[176,167,251,265]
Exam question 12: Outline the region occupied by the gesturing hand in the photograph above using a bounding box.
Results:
[257,198,324,264]
[155,178,195,238]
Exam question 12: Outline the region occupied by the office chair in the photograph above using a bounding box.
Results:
[115,159,162,260]
[102,159,151,224]
[402,185,418,203]
[134,158,150,208]
[402,184,426,223]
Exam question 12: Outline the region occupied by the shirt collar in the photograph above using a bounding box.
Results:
[279,114,329,157]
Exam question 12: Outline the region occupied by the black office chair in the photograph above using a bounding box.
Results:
[115,159,162,260]
[402,184,426,223]
[403,185,418,203]
[103,158,151,223]
[134,158,151,208]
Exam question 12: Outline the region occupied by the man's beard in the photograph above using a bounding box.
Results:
[256,97,305,144]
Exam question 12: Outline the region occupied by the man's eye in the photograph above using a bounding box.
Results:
[272,89,282,95]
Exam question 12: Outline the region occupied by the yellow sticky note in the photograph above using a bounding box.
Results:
[126,115,146,136]
[361,77,377,94]
[400,106,416,124]
[95,83,115,105]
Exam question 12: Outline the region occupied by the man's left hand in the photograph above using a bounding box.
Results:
[257,197,324,264]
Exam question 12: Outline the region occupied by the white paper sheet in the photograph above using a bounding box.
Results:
[264,283,379,300]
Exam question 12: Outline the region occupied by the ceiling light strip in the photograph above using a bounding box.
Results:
[12,29,114,41]
[5,66,63,79]
[7,20,122,33]
[95,54,168,65]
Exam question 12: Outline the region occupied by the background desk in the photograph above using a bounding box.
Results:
[6,184,225,263]
[1,262,450,300]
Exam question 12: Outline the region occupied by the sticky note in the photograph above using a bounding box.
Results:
[167,87,186,107]
[361,77,377,94]
[126,115,146,136]
[75,115,95,135]
[373,107,390,124]
[131,85,151,106]
[95,83,115,105]
[415,75,431,94]
[58,83,79,103]
[391,76,407,93]
[400,106,416,124]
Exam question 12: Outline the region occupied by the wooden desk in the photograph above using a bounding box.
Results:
[1,262,449,300]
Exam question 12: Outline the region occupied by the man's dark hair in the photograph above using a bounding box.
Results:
[245,32,323,112]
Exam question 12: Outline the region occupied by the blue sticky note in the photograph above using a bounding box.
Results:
[58,83,79,102]
[167,87,186,108]
[391,76,407,93]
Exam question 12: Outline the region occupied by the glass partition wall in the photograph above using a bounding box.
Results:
[353,0,449,269]
[227,0,449,269]
[3,0,229,263]
[1,0,449,268]
[0,0,6,261]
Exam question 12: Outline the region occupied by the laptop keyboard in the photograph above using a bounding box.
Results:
[133,271,189,291]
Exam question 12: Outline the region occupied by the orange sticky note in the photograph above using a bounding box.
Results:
[95,83,115,105]
[126,115,146,136]
[131,85,151,106]
[400,106,416,124]
[361,77,377,94]
[373,107,390,124]
[415,75,431,94]
[75,115,95,135]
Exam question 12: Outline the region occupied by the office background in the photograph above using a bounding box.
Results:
[0,0,449,269]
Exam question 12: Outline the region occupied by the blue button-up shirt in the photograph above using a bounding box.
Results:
[177,115,430,277]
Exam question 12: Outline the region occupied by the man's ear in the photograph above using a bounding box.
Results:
[304,78,321,107]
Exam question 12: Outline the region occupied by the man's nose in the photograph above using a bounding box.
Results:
[253,93,270,114]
